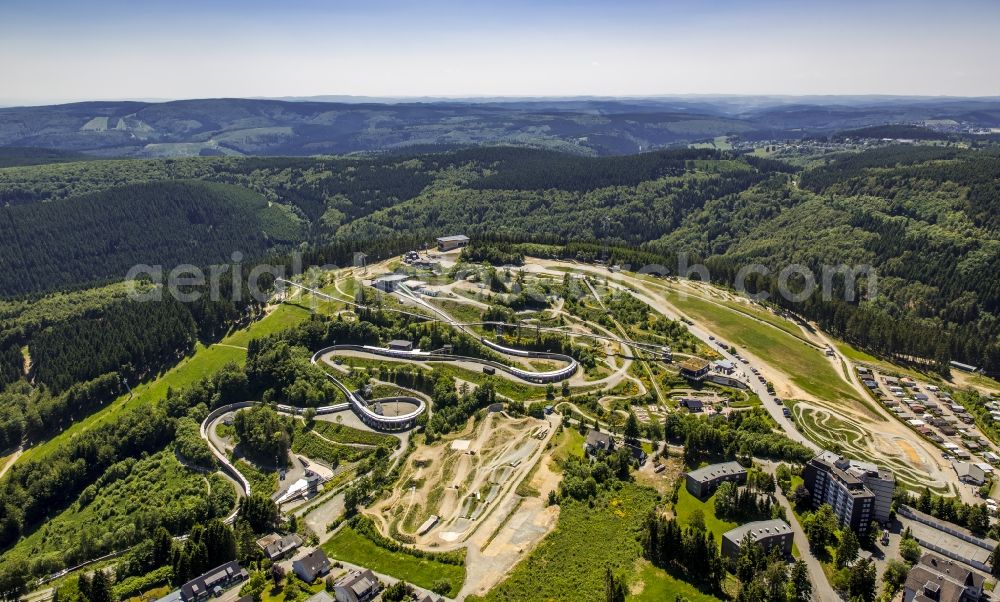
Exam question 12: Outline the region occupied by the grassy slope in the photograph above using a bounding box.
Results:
[473,482,658,602]
[672,485,737,544]
[322,526,465,597]
[310,421,399,447]
[259,576,325,602]
[236,459,279,495]
[659,286,866,408]
[630,563,722,602]
[2,450,230,563]
[18,303,311,464]
[429,298,483,324]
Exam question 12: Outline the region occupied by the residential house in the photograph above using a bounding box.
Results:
[332,569,381,602]
[292,549,331,583]
[902,553,984,602]
[584,429,614,456]
[625,443,648,466]
[952,461,987,486]
[261,534,303,561]
[679,398,704,412]
[180,561,248,602]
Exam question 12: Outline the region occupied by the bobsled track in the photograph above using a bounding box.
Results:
[274,278,670,354]
[200,280,587,508]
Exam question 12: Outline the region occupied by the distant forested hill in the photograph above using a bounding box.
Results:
[0,98,756,158]
[830,124,951,141]
[2,96,998,158]
[0,147,93,168]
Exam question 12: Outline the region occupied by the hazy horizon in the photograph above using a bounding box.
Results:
[3,0,999,105]
[6,92,1000,111]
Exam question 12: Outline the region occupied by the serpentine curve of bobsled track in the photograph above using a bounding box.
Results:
[200,324,578,508]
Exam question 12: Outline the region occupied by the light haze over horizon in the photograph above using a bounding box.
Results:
[2,0,998,106]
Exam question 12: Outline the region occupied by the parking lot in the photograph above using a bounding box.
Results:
[861,367,1000,501]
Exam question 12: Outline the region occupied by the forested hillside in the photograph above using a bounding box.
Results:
[334,145,1000,373]
[335,149,783,243]
[0,144,998,374]
[0,180,302,296]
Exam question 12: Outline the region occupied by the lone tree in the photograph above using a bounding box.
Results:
[624,412,641,443]
[604,566,627,602]
[789,560,812,602]
[848,558,877,602]
[990,543,1000,578]
[900,533,922,565]
[835,530,860,569]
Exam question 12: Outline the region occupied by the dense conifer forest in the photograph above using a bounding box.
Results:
[0,180,303,296]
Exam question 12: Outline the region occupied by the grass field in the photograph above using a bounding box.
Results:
[660,287,867,410]
[672,485,737,544]
[311,421,399,448]
[370,383,419,399]
[322,526,465,597]
[968,373,1000,393]
[221,302,312,347]
[259,575,325,602]
[714,299,814,344]
[235,459,278,495]
[472,482,659,602]
[832,338,942,381]
[549,427,585,467]
[292,427,374,467]
[630,563,722,602]
[430,298,483,324]
[18,303,312,465]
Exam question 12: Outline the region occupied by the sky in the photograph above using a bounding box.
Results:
[1,0,998,105]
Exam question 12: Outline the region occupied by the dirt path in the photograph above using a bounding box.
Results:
[0,447,22,479]
[457,415,562,599]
